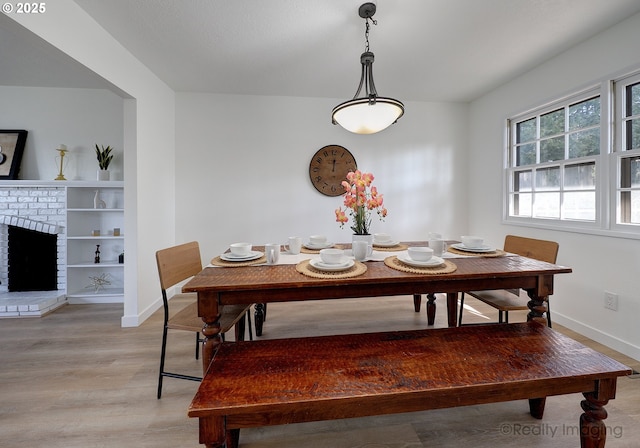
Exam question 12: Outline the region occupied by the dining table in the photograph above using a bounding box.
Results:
[182,241,572,373]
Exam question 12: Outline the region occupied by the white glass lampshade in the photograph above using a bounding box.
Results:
[332,97,404,135]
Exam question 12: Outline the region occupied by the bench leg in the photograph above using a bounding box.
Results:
[199,416,226,448]
[580,391,611,448]
[426,293,436,325]
[254,303,265,336]
[528,397,546,419]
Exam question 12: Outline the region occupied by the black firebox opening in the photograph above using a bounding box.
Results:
[8,226,57,292]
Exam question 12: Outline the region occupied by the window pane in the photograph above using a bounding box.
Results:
[533,192,560,218]
[568,128,600,158]
[540,109,564,137]
[516,118,536,143]
[510,193,532,217]
[565,162,596,189]
[569,97,600,130]
[620,156,640,188]
[516,143,536,166]
[535,167,560,190]
[630,191,640,224]
[625,118,640,151]
[627,82,640,116]
[540,136,564,162]
[513,170,532,192]
[563,191,596,220]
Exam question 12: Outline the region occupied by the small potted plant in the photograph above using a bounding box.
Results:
[95,144,113,181]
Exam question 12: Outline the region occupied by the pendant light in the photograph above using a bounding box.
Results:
[332,2,404,134]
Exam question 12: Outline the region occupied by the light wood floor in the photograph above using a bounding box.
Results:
[1,294,639,447]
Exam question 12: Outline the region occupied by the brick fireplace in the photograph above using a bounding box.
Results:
[0,185,67,317]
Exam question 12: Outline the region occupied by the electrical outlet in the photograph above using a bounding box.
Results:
[604,291,618,311]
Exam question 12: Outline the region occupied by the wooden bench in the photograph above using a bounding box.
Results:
[189,322,631,448]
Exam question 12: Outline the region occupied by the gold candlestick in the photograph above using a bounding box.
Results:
[55,145,68,181]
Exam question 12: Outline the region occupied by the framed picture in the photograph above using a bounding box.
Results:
[0,130,28,180]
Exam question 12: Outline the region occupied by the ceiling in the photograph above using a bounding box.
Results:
[3,0,640,102]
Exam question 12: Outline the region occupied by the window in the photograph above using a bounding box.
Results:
[615,73,640,227]
[507,92,600,224]
[505,69,640,238]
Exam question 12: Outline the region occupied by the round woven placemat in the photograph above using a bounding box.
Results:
[301,244,344,254]
[210,255,267,267]
[447,247,506,257]
[372,243,409,252]
[384,256,457,275]
[296,259,367,279]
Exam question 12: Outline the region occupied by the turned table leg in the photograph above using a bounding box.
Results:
[199,292,223,373]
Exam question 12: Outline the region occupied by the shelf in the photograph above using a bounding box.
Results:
[68,208,124,212]
[68,262,124,268]
[67,287,124,298]
[67,236,124,240]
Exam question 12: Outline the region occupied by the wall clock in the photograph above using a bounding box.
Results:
[309,145,357,196]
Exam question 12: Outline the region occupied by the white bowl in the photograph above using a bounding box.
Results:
[309,234,327,245]
[407,247,433,262]
[229,242,252,256]
[461,236,484,248]
[373,233,391,243]
[319,248,344,264]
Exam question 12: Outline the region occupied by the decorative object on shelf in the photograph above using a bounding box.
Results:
[54,144,68,181]
[0,129,28,180]
[91,229,100,237]
[113,227,120,236]
[86,273,111,293]
[331,3,404,134]
[118,251,124,264]
[335,170,387,235]
[309,145,357,196]
[93,190,106,209]
[94,244,101,263]
[95,144,114,181]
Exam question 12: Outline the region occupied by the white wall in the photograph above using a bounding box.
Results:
[175,93,469,258]
[469,13,640,360]
[9,0,176,327]
[0,86,124,181]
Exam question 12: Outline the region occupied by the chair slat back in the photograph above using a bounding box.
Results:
[156,241,203,291]
[504,235,559,264]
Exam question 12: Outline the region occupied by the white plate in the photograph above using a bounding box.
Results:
[220,251,263,262]
[304,242,334,250]
[309,258,355,272]
[373,240,400,247]
[397,254,444,267]
[451,243,495,253]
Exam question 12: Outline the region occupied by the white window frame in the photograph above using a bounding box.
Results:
[611,72,640,233]
[504,86,608,233]
[503,71,640,240]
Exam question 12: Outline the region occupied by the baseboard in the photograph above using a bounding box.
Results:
[552,312,640,363]
[120,295,163,327]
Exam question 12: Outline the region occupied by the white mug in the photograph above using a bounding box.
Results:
[283,236,302,255]
[429,238,447,257]
[352,240,372,261]
[264,243,280,265]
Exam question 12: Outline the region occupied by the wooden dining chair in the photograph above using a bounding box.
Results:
[156,241,253,399]
[458,235,558,327]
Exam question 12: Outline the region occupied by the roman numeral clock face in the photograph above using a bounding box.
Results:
[309,145,357,197]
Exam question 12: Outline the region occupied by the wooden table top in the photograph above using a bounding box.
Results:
[183,255,572,298]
